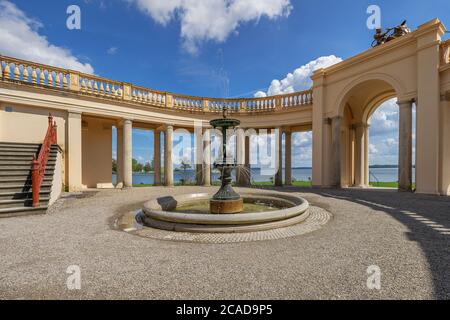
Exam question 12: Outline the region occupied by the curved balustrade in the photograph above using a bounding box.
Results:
[79,74,123,99]
[130,85,166,107]
[0,56,70,89]
[0,54,313,113]
[441,40,450,65]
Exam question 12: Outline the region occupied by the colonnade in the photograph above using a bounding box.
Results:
[113,122,297,188]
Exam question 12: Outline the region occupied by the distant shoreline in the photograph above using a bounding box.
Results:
[115,166,404,175]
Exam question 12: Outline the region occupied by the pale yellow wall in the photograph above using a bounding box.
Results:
[0,103,67,149]
[439,100,450,195]
[81,116,113,188]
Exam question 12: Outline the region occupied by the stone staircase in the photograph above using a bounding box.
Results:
[0,142,58,217]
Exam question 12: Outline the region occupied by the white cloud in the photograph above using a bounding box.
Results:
[128,0,292,54]
[255,55,342,97]
[369,144,378,155]
[369,99,398,136]
[107,47,118,55]
[0,1,93,73]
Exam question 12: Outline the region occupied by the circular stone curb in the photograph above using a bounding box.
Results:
[142,192,309,229]
[119,206,332,244]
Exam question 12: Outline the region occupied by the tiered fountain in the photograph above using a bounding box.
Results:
[209,114,243,214]
[141,110,310,233]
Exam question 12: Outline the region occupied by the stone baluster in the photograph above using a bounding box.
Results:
[39,70,45,84]
[47,71,53,86]
[23,66,29,82]
[13,65,20,80]
[63,74,68,89]
[56,73,61,87]
[4,63,10,79]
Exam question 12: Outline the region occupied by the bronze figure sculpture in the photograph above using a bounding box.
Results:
[372,20,411,47]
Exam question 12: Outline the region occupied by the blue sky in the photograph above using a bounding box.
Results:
[1,0,449,167]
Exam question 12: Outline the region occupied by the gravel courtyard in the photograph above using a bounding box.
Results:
[0,186,449,300]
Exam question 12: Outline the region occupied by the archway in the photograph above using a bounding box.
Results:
[335,76,413,191]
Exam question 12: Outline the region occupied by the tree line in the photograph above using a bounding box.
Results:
[112,158,154,173]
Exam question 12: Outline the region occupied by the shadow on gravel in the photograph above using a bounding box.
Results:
[254,185,450,299]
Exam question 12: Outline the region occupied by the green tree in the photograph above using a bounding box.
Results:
[143,162,152,173]
[135,162,143,173]
[112,159,117,173]
[180,160,191,185]
[132,158,138,172]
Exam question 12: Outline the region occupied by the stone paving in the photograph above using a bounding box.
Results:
[120,206,331,244]
[0,186,449,300]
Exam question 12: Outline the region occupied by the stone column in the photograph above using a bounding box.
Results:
[398,100,413,192]
[354,123,366,187]
[364,124,370,186]
[275,127,283,186]
[164,125,174,187]
[285,129,292,186]
[123,119,133,188]
[236,127,245,186]
[195,128,203,186]
[244,132,251,186]
[67,111,82,191]
[153,129,161,186]
[331,116,342,187]
[203,128,211,186]
[116,125,124,188]
[322,118,332,186]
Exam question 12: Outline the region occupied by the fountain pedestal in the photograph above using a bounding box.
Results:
[210,163,243,214]
[209,117,244,214]
[210,198,244,214]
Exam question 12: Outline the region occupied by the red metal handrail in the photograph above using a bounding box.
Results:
[31,114,57,207]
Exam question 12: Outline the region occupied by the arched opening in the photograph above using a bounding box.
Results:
[336,77,414,190]
[366,99,416,188]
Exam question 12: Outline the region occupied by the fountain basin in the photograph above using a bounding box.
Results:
[142,191,309,233]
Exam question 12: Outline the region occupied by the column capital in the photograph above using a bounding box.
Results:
[331,115,343,121]
[353,122,369,129]
[323,117,332,125]
[68,110,82,117]
[397,99,414,108]
[323,117,331,125]
[440,90,450,101]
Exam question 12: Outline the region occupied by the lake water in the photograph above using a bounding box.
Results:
[112,167,411,185]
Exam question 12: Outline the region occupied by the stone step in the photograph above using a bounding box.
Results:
[0,190,51,200]
[0,197,50,209]
[0,145,40,151]
[0,172,53,179]
[0,154,37,160]
[0,160,56,165]
[0,143,58,149]
[0,183,52,193]
[0,206,48,218]
[0,142,40,147]
[0,152,38,157]
[0,177,52,185]
[0,164,55,172]
[0,168,54,175]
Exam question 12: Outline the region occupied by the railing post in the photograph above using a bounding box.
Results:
[69,71,79,91]
[123,83,132,101]
[203,99,209,112]
[31,157,40,207]
[275,96,282,112]
[166,93,173,109]
[240,100,246,111]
